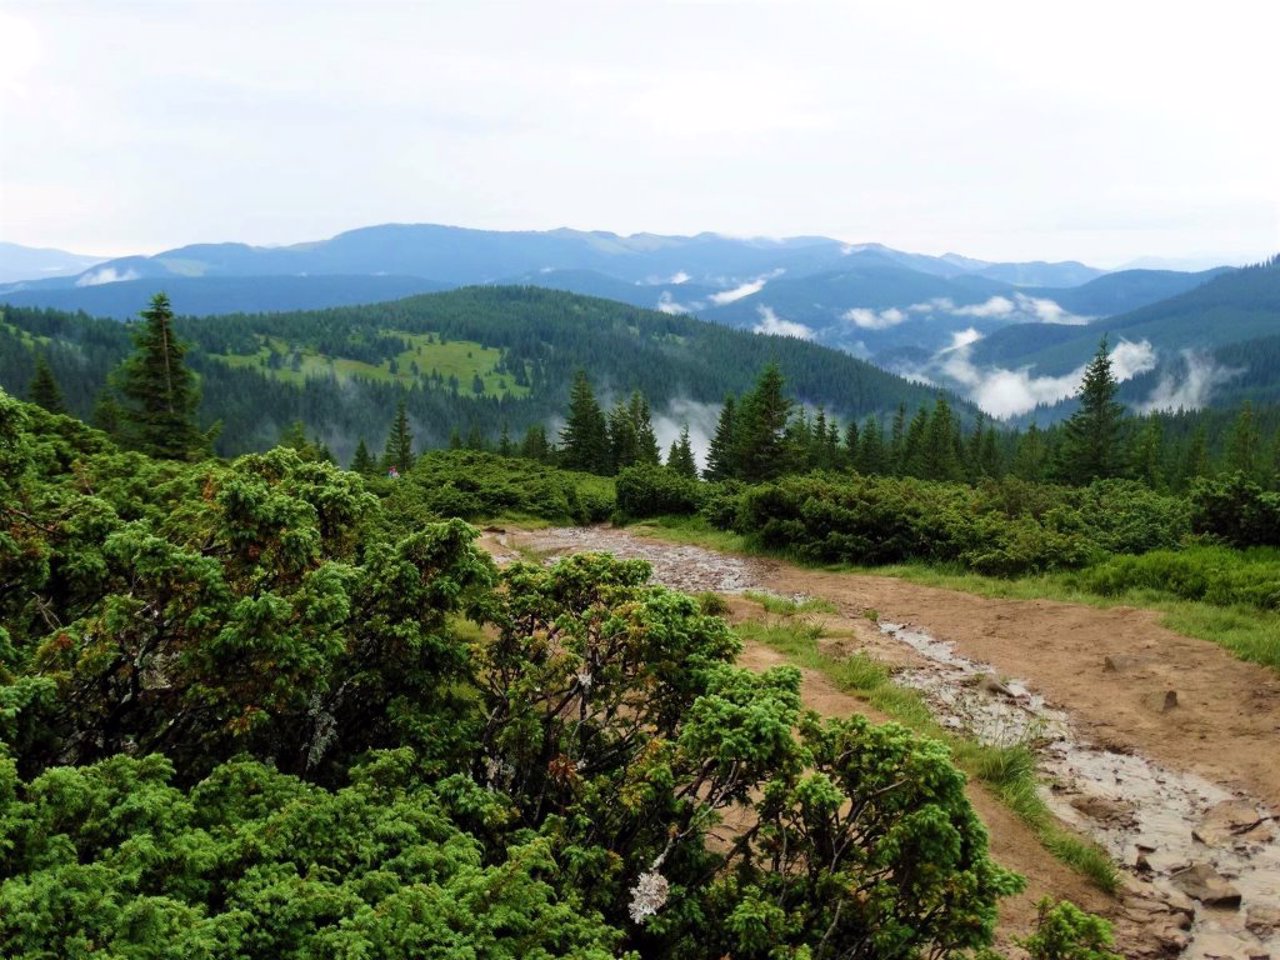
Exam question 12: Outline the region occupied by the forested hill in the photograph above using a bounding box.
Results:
[970,256,1280,375]
[0,285,963,461]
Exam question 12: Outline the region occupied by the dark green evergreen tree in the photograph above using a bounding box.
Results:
[853,415,886,475]
[1056,337,1125,485]
[667,424,698,479]
[921,396,962,481]
[497,422,512,457]
[350,438,376,476]
[735,364,792,484]
[628,391,661,465]
[116,293,205,460]
[704,395,738,481]
[1226,401,1262,480]
[559,370,609,474]
[520,424,551,462]
[607,398,639,474]
[91,390,122,436]
[28,355,67,414]
[382,398,414,470]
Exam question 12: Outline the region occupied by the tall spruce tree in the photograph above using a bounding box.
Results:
[1056,337,1125,485]
[705,395,738,481]
[667,424,698,479]
[28,355,67,414]
[91,390,122,436]
[735,363,792,483]
[382,398,414,471]
[628,391,661,465]
[116,293,205,460]
[1225,401,1262,481]
[350,438,376,476]
[560,370,609,474]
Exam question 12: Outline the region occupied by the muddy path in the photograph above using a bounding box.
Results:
[484,526,1280,958]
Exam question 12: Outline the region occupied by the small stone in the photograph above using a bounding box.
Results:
[1247,905,1280,936]
[1162,690,1178,711]
[1104,654,1149,672]
[1168,862,1242,908]
[1193,799,1275,847]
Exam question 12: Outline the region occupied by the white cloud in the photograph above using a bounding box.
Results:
[947,327,984,350]
[899,293,1091,325]
[907,297,955,313]
[753,305,813,340]
[1138,350,1241,412]
[655,290,691,314]
[668,270,690,284]
[707,268,784,306]
[842,305,907,329]
[1012,293,1091,325]
[75,266,139,286]
[938,337,1157,419]
[953,295,1015,318]
[709,278,766,305]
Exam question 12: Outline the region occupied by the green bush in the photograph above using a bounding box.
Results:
[614,463,706,521]
[727,474,1189,577]
[1191,473,1280,547]
[1075,546,1280,610]
[389,449,615,525]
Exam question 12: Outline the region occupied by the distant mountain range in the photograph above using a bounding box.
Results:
[2,223,1272,421]
[0,241,105,284]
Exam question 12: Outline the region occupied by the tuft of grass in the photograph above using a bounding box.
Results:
[627,515,752,554]
[739,612,1118,893]
[695,591,730,616]
[743,590,837,616]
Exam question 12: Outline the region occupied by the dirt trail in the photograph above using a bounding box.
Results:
[484,526,1280,958]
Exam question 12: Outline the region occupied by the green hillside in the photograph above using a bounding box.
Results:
[0,285,962,462]
[972,256,1280,376]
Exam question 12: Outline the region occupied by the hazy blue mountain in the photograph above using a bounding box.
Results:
[969,260,1103,287]
[2,222,1114,296]
[970,258,1279,375]
[0,274,447,319]
[1019,267,1231,317]
[0,242,105,284]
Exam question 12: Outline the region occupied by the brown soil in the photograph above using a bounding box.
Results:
[770,568,1280,812]
[488,525,1280,956]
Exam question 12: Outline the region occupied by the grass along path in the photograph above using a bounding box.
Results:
[630,516,1280,671]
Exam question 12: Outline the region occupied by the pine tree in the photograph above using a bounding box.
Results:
[667,424,698,478]
[607,399,639,474]
[351,438,376,475]
[853,415,886,475]
[735,364,792,484]
[382,398,414,471]
[921,396,961,481]
[705,395,738,481]
[1056,337,1125,485]
[115,293,205,459]
[1012,424,1047,481]
[888,403,907,473]
[1131,418,1165,489]
[28,355,67,414]
[1226,402,1262,480]
[91,390,122,436]
[628,392,661,465]
[560,370,609,474]
[521,424,551,462]
[498,423,513,457]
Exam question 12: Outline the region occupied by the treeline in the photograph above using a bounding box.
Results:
[0,285,950,462]
[496,343,1280,495]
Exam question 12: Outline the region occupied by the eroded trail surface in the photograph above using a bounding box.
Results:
[488,526,1280,958]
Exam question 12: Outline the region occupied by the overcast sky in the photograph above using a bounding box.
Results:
[2,0,1276,266]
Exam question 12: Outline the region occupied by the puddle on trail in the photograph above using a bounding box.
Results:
[882,622,1280,959]
[514,526,769,594]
